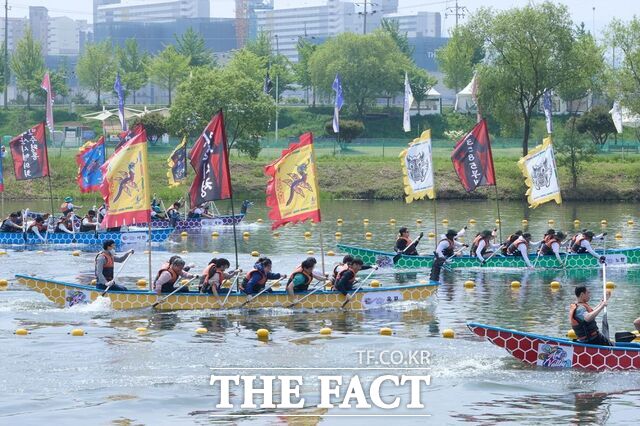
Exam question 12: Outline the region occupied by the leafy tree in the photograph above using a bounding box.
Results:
[35,63,69,104]
[410,68,437,115]
[606,18,640,116]
[436,26,484,92]
[294,38,317,105]
[175,27,214,67]
[556,118,597,189]
[0,44,9,96]
[76,40,116,106]
[245,31,272,59]
[245,31,295,101]
[147,45,190,105]
[309,32,413,118]
[129,112,167,143]
[325,119,364,150]
[470,2,580,155]
[117,38,149,104]
[576,105,617,145]
[10,29,45,109]
[380,18,414,60]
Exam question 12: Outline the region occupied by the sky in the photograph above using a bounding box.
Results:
[8,0,640,38]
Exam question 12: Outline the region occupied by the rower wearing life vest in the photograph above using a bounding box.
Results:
[188,204,214,219]
[569,285,611,346]
[60,196,82,216]
[394,227,423,256]
[166,201,182,223]
[334,258,366,299]
[80,210,99,232]
[570,230,606,262]
[332,255,375,285]
[241,257,286,295]
[435,229,467,260]
[150,205,166,220]
[200,258,240,296]
[26,216,47,242]
[153,257,198,294]
[286,257,329,296]
[470,229,501,263]
[55,212,75,234]
[506,233,534,268]
[1,212,23,232]
[95,239,134,291]
[500,230,523,255]
[539,231,566,262]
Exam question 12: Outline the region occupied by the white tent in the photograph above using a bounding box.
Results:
[622,106,640,128]
[454,77,477,113]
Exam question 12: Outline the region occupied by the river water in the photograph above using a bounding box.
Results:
[1,199,640,425]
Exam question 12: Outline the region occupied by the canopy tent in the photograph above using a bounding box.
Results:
[621,106,640,128]
[454,78,477,113]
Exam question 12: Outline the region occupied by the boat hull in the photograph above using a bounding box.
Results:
[337,244,640,269]
[150,214,245,230]
[468,322,640,371]
[0,228,173,246]
[16,275,438,311]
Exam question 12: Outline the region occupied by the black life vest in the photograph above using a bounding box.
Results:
[56,218,72,233]
[507,236,528,255]
[470,234,489,255]
[571,235,590,253]
[28,221,46,233]
[96,251,114,281]
[336,266,357,286]
[154,267,179,293]
[395,236,416,254]
[540,235,561,255]
[60,202,73,214]
[569,302,599,341]
[439,238,454,257]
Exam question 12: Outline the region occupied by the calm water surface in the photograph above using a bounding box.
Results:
[1,199,640,425]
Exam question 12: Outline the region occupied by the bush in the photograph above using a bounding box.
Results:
[130,112,168,143]
[235,137,262,159]
[325,119,364,150]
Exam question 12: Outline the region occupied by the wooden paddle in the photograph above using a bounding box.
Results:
[601,260,610,341]
[287,279,329,308]
[393,232,423,264]
[21,209,29,244]
[480,244,505,266]
[218,270,242,307]
[100,252,133,296]
[151,275,199,308]
[341,268,377,308]
[240,276,287,308]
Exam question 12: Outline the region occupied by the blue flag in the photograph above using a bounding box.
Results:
[114,73,127,131]
[332,74,344,133]
[76,137,106,193]
[543,89,553,134]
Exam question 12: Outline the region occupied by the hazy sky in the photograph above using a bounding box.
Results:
[10,0,640,37]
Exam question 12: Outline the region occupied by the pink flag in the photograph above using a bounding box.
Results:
[41,72,54,133]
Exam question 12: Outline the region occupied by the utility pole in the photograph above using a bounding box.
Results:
[4,0,8,109]
[358,0,378,35]
[274,34,279,146]
[363,0,367,35]
[445,0,468,29]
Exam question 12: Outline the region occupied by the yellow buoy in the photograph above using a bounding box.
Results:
[0,279,8,290]
[550,281,561,289]
[72,250,81,257]
[521,219,528,225]
[256,218,263,223]
[251,251,260,257]
[211,232,219,238]
[601,219,608,225]
[380,327,393,336]
[463,280,475,289]
[370,280,381,288]
[307,250,315,255]
[574,219,581,225]
[0,250,7,255]
[212,251,219,255]
[180,231,188,237]
[90,279,97,285]
[135,327,147,333]
[567,329,577,339]
[442,329,455,339]
[606,281,615,289]
[428,232,436,238]
[416,219,423,224]
[337,218,343,225]
[548,219,555,225]
[510,281,521,289]
[335,232,342,238]
[256,329,269,340]
[136,279,147,288]
[304,231,312,238]
[442,219,449,224]
[243,231,250,238]
[319,327,332,336]
[469,219,476,224]
[365,232,373,238]
[327,250,335,256]
[389,218,396,224]
[36,250,44,254]
[615,233,623,240]
[628,220,635,225]
[143,250,150,254]
[363,219,370,225]
[495,219,501,224]
[195,327,208,334]
[15,328,28,336]
[70,328,85,337]
[272,232,280,238]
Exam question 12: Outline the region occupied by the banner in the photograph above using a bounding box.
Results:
[99,129,150,227]
[543,89,553,134]
[167,136,187,187]
[76,136,106,193]
[399,129,434,203]
[41,72,54,133]
[518,137,562,208]
[332,74,344,133]
[115,123,143,152]
[403,72,414,132]
[265,132,321,230]
[114,73,127,131]
[9,122,50,181]
[189,111,232,207]
[450,119,496,192]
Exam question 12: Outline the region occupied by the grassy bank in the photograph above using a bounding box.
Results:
[1,149,639,203]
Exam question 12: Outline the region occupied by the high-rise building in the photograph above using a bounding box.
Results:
[236,0,273,48]
[29,6,49,55]
[0,17,28,52]
[382,11,441,38]
[95,0,210,24]
[48,17,85,56]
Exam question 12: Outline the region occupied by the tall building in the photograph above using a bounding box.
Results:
[29,6,49,54]
[48,17,86,56]
[0,17,28,52]
[95,0,210,24]
[236,0,273,48]
[383,11,441,38]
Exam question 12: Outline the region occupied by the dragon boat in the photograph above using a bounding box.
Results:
[0,228,173,246]
[337,244,640,269]
[16,275,439,311]
[149,214,245,231]
[468,322,640,371]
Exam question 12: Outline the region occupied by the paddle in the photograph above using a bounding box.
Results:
[601,260,610,341]
[341,268,377,308]
[240,276,287,308]
[287,279,328,308]
[393,232,424,264]
[151,276,199,308]
[221,271,242,306]
[100,252,133,296]
[481,244,505,266]
[615,331,638,343]
[22,209,29,244]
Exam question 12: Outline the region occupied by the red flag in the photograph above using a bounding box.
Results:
[188,111,232,206]
[41,72,54,133]
[9,122,50,180]
[450,119,496,192]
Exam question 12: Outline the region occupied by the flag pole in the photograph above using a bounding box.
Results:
[494,185,503,243]
[230,195,239,270]
[44,122,55,216]
[433,198,438,250]
[148,218,152,291]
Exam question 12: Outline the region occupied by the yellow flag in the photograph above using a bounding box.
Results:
[518,137,562,209]
[167,136,187,187]
[399,129,435,203]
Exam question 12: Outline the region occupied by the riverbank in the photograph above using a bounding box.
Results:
[1,150,639,202]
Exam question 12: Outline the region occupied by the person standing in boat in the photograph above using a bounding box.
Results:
[200,258,240,296]
[241,257,286,295]
[60,196,82,216]
[538,231,566,263]
[570,230,606,262]
[26,216,48,242]
[505,232,534,269]
[570,285,611,346]
[395,227,423,256]
[153,257,198,294]
[1,212,23,232]
[80,210,99,232]
[95,239,134,291]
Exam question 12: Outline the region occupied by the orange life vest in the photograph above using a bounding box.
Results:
[336,266,357,286]
[540,235,561,255]
[154,267,179,293]
[470,234,490,255]
[439,238,454,257]
[507,236,528,255]
[571,235,590,253]
[95,251,114,281]
[287,266,313,287]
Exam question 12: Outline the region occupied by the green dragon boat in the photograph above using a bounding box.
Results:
[336,244,640,269]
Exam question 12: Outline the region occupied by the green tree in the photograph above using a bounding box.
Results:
[10,29,45,109]
[175,27,214,67]
[294,38,317,105]
[129,112,167,143]
[325,119,364,150]
[576,105,617,145]
[410,68,437,115]
[380,18,414,60]
[556,118,597,189]
[607,18,640,115]
[245,31,295,101]
[309,32,413,118]
[147,45,190,105]
[436,26,484,92]
[0,44,9,96]
[36,62,69,104]
[471,2,581,155]
[117,38,149,104]
[76,40,116,106]
[245,31,272,59]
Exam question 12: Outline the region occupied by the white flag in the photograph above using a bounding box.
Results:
[610,101,623,134]
[403,72,414,132]
[518,137,562,209]
[399,129,434,203]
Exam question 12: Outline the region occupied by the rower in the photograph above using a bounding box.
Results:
[334,258,365,301]
[188,204,214,219]
[470,230,501,263]
[570,230,606,262]
[569,285,611,346]
[97,204,107,223]
[27,216,47,242]
[166,202,182,220]
[95,239,134,291]
[80,210,99,232]
[435,229,466,260]
[153,257,198,294]
[394,227,423,256]
[55,212,75,234]
[505,232,534,268]
[150,205,166,220]
[1,212,23,232]
[60,196,82,215]
[500,230,522,254]
[200,258,240,296]
[160,255,195,272]
[539,231,566,263]
[240,257,286,295]
[286,257,329,296]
